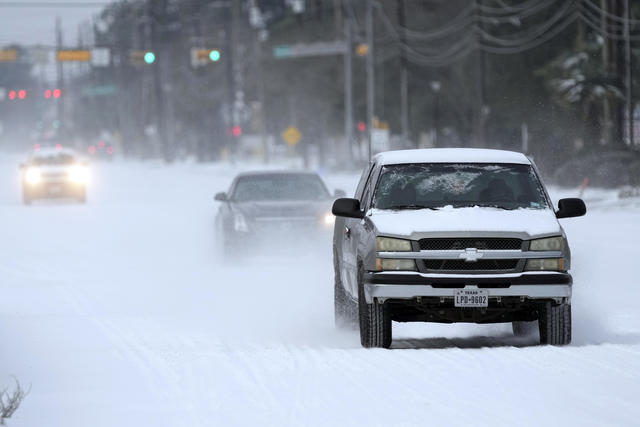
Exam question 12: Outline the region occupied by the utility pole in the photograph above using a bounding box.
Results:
[600,0,610,146]
[476,0,487,148]
[623,0,634,146]
[397,0,409,147]
[365,0,375,159]
[344,0,353,163]
[55,17,65,135]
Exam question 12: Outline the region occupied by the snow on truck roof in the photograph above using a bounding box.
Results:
[374,148,531,165]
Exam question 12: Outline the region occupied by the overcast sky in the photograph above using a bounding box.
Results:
[0,1,112,47]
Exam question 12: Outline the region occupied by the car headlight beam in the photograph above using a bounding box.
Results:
[25,167,41,185]
[68,165,90,184]
[377,237,412,252]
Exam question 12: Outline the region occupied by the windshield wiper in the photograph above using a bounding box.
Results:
[385,204,438,210]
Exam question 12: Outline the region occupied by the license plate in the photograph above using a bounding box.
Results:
[49,185,62,195]
[454,289,488,307]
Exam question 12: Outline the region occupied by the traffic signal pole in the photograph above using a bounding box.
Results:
[344,0,354,163]
[365,0,375,160]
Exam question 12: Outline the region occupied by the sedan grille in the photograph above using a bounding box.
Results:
[418,238,522,251]
[424,259,519,271]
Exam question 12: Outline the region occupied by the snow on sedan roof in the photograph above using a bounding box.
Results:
[375,148,531,165]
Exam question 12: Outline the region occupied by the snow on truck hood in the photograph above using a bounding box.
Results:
[369,206,561,239]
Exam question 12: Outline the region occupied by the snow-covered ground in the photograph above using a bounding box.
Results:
[1,155,639,426]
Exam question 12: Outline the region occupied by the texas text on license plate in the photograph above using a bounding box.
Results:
[454,289,488,307]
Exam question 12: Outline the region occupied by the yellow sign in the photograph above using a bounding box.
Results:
[0,49,17,62]
[57,50,91,62]
[282,126,302,146]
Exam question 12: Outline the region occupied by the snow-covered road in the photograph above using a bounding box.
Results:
[1,157,639,426]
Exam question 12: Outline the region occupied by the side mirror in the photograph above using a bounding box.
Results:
[332,198,364,219]
[214,192,228,202]
[556,198,586,219]
[334,189,346,198]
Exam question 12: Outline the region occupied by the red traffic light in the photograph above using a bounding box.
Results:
[8,90,16,100]
[18,90,26,99]
[44,90,52,99]
[357,121,366,132]
[231,125,242,137]
[53,89,61,98]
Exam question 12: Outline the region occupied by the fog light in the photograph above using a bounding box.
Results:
[234,213,249,232]
[525,258,564,271]
[376,258,417,271]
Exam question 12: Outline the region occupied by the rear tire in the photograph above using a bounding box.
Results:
[357,265,391,348]
[538,302,571,345]
[512,321,537,337]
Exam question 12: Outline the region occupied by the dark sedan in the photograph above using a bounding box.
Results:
[214,171,344,256]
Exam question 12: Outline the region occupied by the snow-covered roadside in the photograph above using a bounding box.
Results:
[0,158,638,426]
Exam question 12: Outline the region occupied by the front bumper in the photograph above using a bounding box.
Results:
[363,272,572,304]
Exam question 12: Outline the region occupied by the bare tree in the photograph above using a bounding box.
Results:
[0,378,29,425]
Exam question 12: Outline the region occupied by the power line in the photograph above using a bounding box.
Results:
[0,2,109,7]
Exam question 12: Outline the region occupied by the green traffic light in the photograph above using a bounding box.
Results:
[209,50,221,62]
[144,51,156,64]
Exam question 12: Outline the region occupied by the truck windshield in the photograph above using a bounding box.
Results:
[373,163,549,210]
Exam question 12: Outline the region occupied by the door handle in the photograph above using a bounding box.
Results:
[344,227,351,238]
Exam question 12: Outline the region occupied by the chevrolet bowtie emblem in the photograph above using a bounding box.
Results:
[459,248,483,262]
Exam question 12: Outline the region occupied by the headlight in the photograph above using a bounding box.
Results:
[25,167,41,185]
[68,165,90,184]
[233,213,249,232]
[530,237,563,251]
[376,258,417,271]
[525,258,564,271]
[376,237,412,252]
[322,212,335,227]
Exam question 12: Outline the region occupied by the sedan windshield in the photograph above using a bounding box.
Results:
[374,163,549,210]
[233,174,330,202]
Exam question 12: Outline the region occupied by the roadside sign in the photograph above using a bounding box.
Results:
[81,85,118,97]
[29,48,49,64]
[0,49,17,62]
[90,48,110,67]
[273,41,346,59]
[282,126,301,146]
[57,50,91,62]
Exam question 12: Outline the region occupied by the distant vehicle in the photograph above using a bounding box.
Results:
[20,147,90,205]
[214,171,345,255]
[332,148,586,348]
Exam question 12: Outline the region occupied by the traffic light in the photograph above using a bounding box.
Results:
[357,121,366,132]
[144,51,156,64]
[209,50,221,62]
[190,48,222,68]
[231,125,242,137]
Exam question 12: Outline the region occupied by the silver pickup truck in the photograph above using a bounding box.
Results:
[332,148,586,348]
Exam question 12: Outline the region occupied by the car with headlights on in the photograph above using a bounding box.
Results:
[214,171,344,255]
[332,148,586,348]
[20,147,89,204]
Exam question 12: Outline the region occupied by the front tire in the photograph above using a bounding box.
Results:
[538,302,571,345]
[357,265,392,348]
